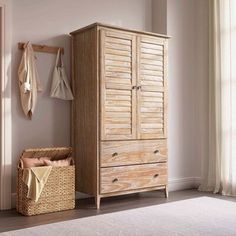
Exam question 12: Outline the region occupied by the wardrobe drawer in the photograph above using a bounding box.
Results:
[100,163,167,194]
[100,140,167,167]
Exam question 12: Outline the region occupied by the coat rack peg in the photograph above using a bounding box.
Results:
[18,42,64,55]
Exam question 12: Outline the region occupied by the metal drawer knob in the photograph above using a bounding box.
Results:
[137,86,142,90]
[132,86,137,90]
[112,178,119,183]
[154,149,160,154]
[153,174,159,178]
[112,152,118,157]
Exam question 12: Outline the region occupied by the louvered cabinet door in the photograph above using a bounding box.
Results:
[100,29,137,140]
[137,36,168,139]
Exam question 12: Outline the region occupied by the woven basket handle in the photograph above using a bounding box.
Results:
[18,160,23,169]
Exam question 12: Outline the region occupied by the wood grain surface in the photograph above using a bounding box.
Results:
[71,24,169,208]
[100,140,167,167]
[100,163,167,194]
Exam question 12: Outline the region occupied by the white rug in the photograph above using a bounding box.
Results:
[2,197,236,236]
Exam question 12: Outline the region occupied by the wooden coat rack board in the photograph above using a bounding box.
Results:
[18,42,64,54]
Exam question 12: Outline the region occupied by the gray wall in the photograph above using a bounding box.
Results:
[152,0,209,185]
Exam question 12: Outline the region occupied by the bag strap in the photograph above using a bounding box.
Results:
[55,48,64,67]
[60,49,64,67]
[55,49,61,67]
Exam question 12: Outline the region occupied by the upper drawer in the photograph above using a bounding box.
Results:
[100,139,167,167]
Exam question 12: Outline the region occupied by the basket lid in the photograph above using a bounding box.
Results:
[20,147,72,160]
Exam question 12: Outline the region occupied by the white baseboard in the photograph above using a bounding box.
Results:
[168,177,201,192]
[11,177,201,207]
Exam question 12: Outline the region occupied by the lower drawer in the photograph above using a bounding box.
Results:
[100,163,167,194]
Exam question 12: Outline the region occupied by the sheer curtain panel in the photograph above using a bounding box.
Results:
[200,0,236,196]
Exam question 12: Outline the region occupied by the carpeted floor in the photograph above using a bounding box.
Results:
[1,197,236,236]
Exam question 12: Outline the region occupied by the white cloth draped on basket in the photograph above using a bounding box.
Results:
[18,42,43,119]
[199,0,236,196]
[50,49,74,100]
[23,166,52,202]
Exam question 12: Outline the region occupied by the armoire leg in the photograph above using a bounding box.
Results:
[95,195,101,209]
[164,186,169,198]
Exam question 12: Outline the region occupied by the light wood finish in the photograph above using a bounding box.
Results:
[95,195,101,209]
[100,29,136,140]
[71,27,99,196]
[71,23,169,209]
[100,163,167,194]
[163,40,168,139]
[137,35,167,139]
[100,185,166,198]
[165,186,169,198]
[101,140,167,167]
[70,22,171,39]
[18,42,64,54]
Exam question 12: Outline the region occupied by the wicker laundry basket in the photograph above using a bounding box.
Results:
[16,147,75,216]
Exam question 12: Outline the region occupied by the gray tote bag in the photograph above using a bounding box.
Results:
[50,49,74,100]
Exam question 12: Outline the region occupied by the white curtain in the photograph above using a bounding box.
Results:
[199,0,236,196]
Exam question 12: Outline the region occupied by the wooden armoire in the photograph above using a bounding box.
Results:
[70,23,169,209]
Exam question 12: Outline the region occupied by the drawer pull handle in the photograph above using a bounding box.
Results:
[137,86,142,90]
[132,86,137,90]
[112,178,119,183]
[154,149,160,154]
[153,174,159,178]
[112,152,118,157]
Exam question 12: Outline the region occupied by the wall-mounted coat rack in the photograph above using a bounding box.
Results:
[18,42,64,54]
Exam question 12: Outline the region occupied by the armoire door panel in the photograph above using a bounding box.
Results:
[137,35,167,139]
[100,29,137,140]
